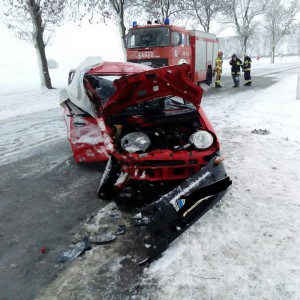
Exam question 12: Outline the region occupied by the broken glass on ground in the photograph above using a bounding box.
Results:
[89,233,116,245]
[115,224,126,235]
[57,236,91,262]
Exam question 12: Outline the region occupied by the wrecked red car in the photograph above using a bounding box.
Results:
[60,57,231,262]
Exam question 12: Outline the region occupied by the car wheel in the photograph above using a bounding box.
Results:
[97,156,119,198]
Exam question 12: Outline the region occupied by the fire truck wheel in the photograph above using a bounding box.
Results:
[206,68,213,85]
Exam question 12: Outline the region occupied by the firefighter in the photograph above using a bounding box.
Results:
[229,54,243,87]
[214,51,223,88]
[243,54,252,86]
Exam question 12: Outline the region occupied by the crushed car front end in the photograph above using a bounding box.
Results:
[100,64,232,261]
[102,64,222,189]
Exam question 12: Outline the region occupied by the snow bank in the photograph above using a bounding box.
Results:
[143,74,300,299]
[0,89,61,121]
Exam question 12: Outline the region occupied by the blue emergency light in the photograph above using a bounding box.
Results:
[133,21,137,27]
[164,18,170,25]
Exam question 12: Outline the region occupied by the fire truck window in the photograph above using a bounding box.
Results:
[172,32,182,46]
[141,33,154,47]
[127,27,170,48]
[129,35,137,47]
[186,34,190,46]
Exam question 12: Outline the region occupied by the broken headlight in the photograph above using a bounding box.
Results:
[189,131,213,149]
[121,132,150,153]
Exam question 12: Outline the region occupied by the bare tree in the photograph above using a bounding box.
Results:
[108,0,134,53]
[263,0,300,63]
[246,25,270,57]
[71,0,141,60]
[1,0,67,89]
[221,0,268,56]
[142,0,186,23]
[219,36,240,57]
[188,0,222,32]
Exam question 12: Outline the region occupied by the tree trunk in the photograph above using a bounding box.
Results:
[118,14,127,61]
[28,0,52,89]
[206,20,210,33]
[243,34,248,56]
[35,37,52,89]
[270,46,275,63]
[111,0,126,61]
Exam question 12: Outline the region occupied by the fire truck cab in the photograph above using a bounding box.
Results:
[126,20,219,85]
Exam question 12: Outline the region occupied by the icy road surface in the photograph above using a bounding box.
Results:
[0,61,300,300]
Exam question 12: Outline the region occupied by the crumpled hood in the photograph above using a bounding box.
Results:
[102,64,203,118]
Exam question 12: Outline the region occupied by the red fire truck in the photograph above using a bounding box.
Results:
[126,20,219,85]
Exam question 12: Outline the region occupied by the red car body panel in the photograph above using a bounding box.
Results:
[66,115,112,163]
[64,62,152,162]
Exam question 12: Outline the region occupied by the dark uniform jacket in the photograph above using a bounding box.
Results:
[229,58,243,75]
[243,56,252,71]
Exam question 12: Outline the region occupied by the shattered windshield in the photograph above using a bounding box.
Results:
[85,75,118,104]
[127,27,170,48]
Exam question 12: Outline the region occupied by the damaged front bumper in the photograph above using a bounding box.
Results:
[133,156,232,263]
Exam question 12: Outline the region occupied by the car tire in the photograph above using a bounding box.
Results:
[97,156,119,198]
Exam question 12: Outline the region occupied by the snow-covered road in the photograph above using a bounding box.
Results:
[0,108,65,165]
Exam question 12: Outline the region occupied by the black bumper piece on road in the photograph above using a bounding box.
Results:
[134,157,232,263]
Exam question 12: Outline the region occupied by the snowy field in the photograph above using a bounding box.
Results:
[0,21,123,120]
[1,21,300,299]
